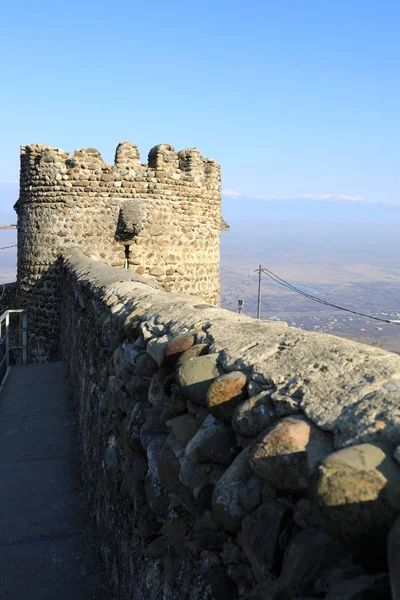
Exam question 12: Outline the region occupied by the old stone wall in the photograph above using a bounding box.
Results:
[60,248,400,599]
[0,282,17,313]
[16,141,223,361]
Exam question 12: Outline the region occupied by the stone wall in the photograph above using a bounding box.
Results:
[60,248,400,599]
[0,282,17,313]
[16,141,223,361]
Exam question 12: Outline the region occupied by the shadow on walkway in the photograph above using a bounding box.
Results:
[0,362,104,599]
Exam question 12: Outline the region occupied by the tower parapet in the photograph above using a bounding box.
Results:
[114,142,141,169]
[15,140,224,361]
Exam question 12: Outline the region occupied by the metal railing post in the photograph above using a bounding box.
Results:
[22,311,28,365]
[0,309,29,389]
[5,313,9,371]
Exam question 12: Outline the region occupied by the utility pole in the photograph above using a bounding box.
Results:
[257,264,262,319]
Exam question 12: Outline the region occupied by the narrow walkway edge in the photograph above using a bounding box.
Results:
[0,363,100,599]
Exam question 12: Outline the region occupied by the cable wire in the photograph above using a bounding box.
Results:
[220,272,258,305]
[261,266,400,326]
[0,245,17,251]
[223,281,259,307]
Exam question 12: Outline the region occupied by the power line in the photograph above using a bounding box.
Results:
[220,272,258,305]
[261,266,400,326]
[223,283,259,308]
[224,286,258,308]
[261,266,400,325]
[0,245,17,251]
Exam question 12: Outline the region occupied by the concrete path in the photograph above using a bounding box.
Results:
[0,363,97,599]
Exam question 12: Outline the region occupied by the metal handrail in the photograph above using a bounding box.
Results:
[0,309,28,388]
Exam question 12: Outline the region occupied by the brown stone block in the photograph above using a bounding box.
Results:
[206,371,247,422]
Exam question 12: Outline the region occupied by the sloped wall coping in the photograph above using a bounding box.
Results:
[64,248,400,450]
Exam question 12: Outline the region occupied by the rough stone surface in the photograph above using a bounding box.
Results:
[250,415,333,493]
[206,371,247,421]
[293,499,320,530]
[212,447,262,532]
[127,375,150,403]
[176,343,210,367]
[63,249,400,450]
[238,499,292,583]
[144,470,169,517]
[178,455,204,491]
[46,249,400,599]
[135,352,158,377]
[314,565,365,595]
[311,443,400,565]
[168,384,187,416]
[177,354,224,405]
[117,199,143,237]
[324,573,390,599]
[273,528,351,600]
[148,372,169,407]
[184,414,238,466]
[145,535,169,559]
[232,391,275,438]
[146,335,170,367]
[394,444,400,466]
[107,375,131,414]
[165,415,198,448]
[314,566,391,599]
[157,442,188,499]
[190,566,237,600]
[248,581,276,600]
[163,332,197,365]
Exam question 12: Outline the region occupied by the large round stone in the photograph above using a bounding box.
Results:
[176,344,209,367]
[157,442,191,499]
[135,352,158,376]
[212,447,263,532]
[144,471,169,518]
[177,353,223,405]
[310,443,400,566]
[273,528,351,600]
[238,499,291,583]
[232,392,275,438]
[163,331,197,366]
[249,415,333,493]
[184,414,238,466]
[166,414,199,448]
[206,371,247,421]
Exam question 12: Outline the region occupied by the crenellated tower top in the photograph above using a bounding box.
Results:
[16,140,225,361]
[18,141,221,208]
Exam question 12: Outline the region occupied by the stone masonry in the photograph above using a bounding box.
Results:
[60,249,400,600]
[12,141,400,598]
[15,141,224,361]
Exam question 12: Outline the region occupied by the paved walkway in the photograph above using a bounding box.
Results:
[0,362,97,599]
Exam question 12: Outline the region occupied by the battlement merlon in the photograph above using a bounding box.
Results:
[18,141,221,195]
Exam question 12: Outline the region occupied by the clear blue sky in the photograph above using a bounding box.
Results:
[1,0,400,219]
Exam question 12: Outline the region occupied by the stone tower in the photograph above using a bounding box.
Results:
[15,141,224,361]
